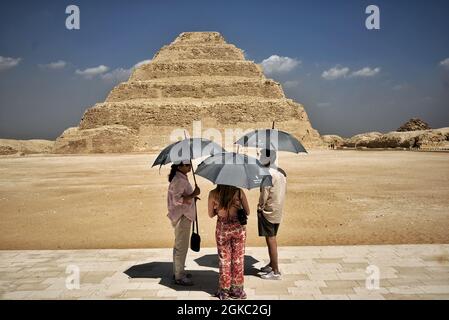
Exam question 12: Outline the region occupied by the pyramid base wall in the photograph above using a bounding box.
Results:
[53,120,324,154]
[53,126,139,154]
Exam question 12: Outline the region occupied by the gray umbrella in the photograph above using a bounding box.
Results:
[195,152,272,190]
[235,129,307,153]
[152,138,225,167]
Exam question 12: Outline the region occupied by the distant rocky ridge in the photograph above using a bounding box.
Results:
[322,118,449,150]
[321,135,345,149]
[52,31,324,154]
[397,118,431,132]
[0,139,54,156]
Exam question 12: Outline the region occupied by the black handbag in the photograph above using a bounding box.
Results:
[190,199,201,252]
[237,189,248,225]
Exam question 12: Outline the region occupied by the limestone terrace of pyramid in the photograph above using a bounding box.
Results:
[53,32,323,154]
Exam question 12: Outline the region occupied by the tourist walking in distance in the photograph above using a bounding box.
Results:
[167,161,200,286]
[208,184,250,299]
[258,149,287,280]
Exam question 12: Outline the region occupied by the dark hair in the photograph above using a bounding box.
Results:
[215,184,239,211]
[168,164,179,182]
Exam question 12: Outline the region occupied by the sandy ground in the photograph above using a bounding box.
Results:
[0,150,448,250]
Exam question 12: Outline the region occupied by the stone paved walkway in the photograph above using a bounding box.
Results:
[1,245,448,300]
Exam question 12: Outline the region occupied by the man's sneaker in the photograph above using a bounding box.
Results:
[260,265,273,273]
[261,271,282,280]
[174,276,194,286]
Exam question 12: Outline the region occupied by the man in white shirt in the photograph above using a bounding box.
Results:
[257,149,286,280]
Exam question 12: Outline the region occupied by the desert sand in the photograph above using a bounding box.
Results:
[0,150,448,250]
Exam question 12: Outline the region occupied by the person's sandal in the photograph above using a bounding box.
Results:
[230,286,247,299]
[172,273,192,280]
[215,289,230,300]
[174,277,194,286]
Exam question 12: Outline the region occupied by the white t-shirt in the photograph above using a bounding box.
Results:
[258,167,286,224]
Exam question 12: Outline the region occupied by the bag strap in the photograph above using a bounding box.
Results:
[192,198,199,235]
[225,190,239,222]
[239,189,243,209]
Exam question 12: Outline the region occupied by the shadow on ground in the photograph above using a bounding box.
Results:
[194,254,261,276]
[124,261,218,295]
[123,254,261,294]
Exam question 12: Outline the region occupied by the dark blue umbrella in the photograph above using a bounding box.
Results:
[195,152,272,190]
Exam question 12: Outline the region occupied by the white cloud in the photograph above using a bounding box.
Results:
[260,55,300,75]
[321,66,350,80]
[283,80,300,89]
[39,60,67,70]
[75,59,152,82]
[101,59,152,83]
[0,56,21,71]
[440,58,449,69]
[75,65,109,79]
[101,68,132,82]
[322,66,380,80]
[351,67,380,77]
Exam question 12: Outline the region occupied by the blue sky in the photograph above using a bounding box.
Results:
[1,0,448,139]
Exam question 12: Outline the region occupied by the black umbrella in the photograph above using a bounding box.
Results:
[234,122,307,153]
[152,137,225,188]
[152,138,225,167]
[195,152,272,190]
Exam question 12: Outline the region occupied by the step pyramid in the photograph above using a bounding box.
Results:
[54,32,323,153]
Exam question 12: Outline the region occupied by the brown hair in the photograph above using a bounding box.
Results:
[215,184,239,211]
